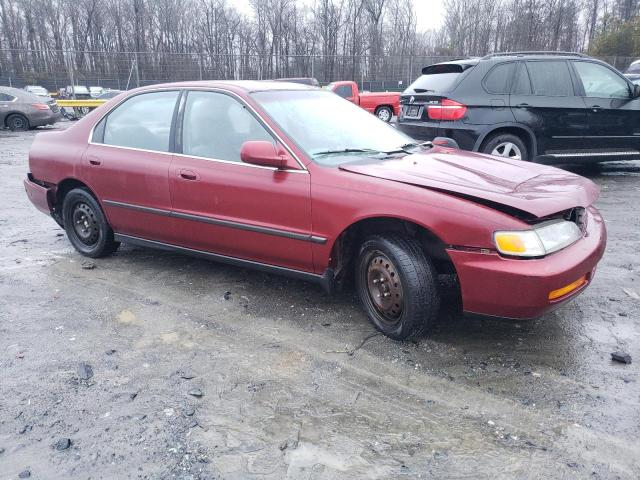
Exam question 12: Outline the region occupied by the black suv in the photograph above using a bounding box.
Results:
[397,52,640,163]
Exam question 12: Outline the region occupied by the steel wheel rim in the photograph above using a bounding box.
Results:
[72,202,100,246]
[377,109,391,121]
[365,251,403,323]
[491,141,522,160]
[11,117,25,129]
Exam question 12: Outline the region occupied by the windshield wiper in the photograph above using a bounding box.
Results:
[382,141,433,154]
[312,148,380,157]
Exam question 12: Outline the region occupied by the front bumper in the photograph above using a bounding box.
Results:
[448,207,607,319]
[24,174,54,215]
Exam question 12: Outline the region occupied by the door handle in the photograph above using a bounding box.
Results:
[87,155,101,166]
[515,103,530,108]
[179,169,198,181]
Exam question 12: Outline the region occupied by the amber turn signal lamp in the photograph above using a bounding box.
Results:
[548,275,587,300]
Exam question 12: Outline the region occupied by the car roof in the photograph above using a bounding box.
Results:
[134,80,318,94]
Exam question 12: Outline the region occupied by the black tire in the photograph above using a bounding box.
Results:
[375,106,393,122]
[62,188,119,258]
[480,132,528,161]
[6,113,30,131]
[356,233,440,340]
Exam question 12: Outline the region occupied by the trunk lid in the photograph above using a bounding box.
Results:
[339,149,599,219]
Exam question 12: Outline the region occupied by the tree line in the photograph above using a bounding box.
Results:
[0,0,638,87]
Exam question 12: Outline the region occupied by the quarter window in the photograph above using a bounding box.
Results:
[526,61,573,97]
[102,91,179,151]
[483,63,516,94]
[181,91,274,162]
[573,62,630,98]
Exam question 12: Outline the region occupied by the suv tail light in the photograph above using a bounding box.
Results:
[427,99,467,121]
[31,103,50,110]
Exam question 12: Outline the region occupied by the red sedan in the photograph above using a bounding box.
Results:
[24,81,606,340]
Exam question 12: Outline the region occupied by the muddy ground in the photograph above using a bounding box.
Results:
[0,124,639,480]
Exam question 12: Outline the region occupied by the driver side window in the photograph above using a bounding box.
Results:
[573,61,630,98]
[181,91,274,162]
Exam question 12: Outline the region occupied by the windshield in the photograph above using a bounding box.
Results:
[252,90,414,166]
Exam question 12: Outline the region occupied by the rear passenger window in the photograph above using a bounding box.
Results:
[483,63,515,94]
[102,91,179,151]
[526,61,573,96]
[334,85,353,98]
[181,91,274,162]
[0,93,16,101]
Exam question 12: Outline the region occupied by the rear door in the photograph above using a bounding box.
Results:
[509,60,588,153]
[571,60,640,152]
[83,90,180,243]
[169,89,314,272]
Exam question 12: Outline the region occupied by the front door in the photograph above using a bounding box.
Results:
[571,60,640,152]
[510,60,589,154]
[82,90,180,243]
[169,90,314,272]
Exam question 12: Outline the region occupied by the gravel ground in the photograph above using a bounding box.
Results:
[0,124,639,479]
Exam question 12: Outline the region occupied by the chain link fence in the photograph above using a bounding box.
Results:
[0,49,637,94]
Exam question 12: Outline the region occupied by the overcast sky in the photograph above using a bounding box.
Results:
[231,0,446,31]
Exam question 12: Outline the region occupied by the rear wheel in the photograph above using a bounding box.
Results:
[6,114,29,131]
[62,188,119,258]
[375,106,393,122]
[481,133,528,161]
[356,233,440,340]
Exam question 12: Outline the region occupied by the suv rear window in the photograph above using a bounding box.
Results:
[406,63,473,93]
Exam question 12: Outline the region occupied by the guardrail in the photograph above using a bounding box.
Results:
[56,99,107,107]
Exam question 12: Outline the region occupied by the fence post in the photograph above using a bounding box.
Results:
[311,55,314,80]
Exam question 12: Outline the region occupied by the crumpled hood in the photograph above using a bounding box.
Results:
[338,148,599,218]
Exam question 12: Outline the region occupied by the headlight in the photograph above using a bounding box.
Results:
[494,221,582,257]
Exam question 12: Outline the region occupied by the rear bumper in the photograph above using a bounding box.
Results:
[24,174,54,215]
[397,120,482,151]
[448,207,607,319]
[29,110,61,127]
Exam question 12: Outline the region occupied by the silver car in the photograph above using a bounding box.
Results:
[0,86,61,131]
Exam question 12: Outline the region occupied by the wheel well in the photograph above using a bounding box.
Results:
[329,217,456,286]
[53,178,92,225]
[480,127,534,158]
[374,105,393,112]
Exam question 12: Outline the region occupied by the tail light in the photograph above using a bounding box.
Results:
[427,99,467,121]
[31,103,50,110]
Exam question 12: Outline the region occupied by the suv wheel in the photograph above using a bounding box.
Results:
[356,233,440,340]
[481,133,528,161]
[62,188,120,258]
[6,114,29,131]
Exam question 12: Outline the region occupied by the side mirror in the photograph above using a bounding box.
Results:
[633,84,640,98]
[240,141,289,169]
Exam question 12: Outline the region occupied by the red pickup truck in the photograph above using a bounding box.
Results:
[327,81,400,122]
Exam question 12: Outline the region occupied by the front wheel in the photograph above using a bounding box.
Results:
[375,106,393,122]
[62,188,119,258]
[356,233,440,340]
